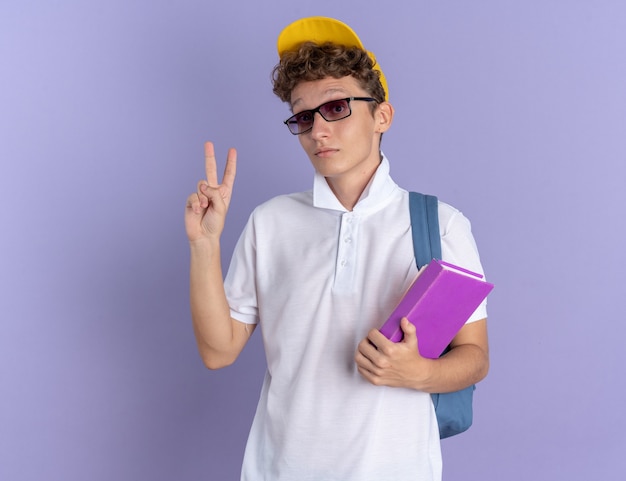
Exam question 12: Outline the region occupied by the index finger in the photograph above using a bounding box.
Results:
[204,141,218,186]
[367,329,393,351]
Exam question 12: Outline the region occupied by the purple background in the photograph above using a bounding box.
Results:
[1,1,625,480]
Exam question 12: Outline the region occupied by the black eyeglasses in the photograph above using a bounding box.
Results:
[284,97,378,135]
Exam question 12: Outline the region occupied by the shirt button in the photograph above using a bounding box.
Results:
[344,237,352,243]
[340,260,347,267]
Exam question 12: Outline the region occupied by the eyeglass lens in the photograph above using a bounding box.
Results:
[287,99,351,134]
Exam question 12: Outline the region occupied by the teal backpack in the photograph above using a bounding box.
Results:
[409,192,476,439]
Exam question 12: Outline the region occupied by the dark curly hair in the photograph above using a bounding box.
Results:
[272,42,386,105]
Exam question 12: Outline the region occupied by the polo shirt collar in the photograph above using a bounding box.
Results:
[313,153,397,213]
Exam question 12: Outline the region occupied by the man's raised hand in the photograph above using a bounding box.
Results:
[185,142,237,243]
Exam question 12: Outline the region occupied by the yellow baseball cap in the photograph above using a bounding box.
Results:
[276,16,389,101]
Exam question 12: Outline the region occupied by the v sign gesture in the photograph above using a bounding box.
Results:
[185,141,237,243]
[185,141,253,370]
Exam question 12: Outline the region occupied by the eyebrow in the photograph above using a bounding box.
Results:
[290,88,350,111]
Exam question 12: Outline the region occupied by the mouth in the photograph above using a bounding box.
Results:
[315,148,338,158]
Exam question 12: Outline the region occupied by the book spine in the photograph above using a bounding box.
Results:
[381,261,444,342]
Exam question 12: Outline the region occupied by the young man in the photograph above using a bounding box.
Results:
[185,16,489,481]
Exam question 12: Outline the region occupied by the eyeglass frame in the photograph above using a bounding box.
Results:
[283,97,378,135]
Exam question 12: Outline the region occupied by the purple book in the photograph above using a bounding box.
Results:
[379,259,494,359]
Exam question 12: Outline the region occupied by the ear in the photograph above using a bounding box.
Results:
[375,101,394,133]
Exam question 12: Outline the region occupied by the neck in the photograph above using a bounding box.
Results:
[326,159,380,211]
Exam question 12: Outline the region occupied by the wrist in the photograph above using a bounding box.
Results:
[189,236,221,262]
[410,357,438,392]
[189,234,220,248]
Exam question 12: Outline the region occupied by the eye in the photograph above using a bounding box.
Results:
[321,99,349,119]
[330,101,347,113]
[295,111,313,124]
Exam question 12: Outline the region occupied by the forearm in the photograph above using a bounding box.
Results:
[415,342,489,394]
[189,238,249,369]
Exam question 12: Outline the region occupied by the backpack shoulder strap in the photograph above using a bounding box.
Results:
[409,191,441,269]
[410,191,475,439]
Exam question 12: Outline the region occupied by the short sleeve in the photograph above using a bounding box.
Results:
[224,214,260,325]
[438,202,489,323]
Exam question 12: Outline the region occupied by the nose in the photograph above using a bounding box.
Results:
[309,111,331,139]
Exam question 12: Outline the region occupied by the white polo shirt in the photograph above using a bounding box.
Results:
[224,155,487,481]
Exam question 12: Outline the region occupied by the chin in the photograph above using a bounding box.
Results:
[311,160,345,177]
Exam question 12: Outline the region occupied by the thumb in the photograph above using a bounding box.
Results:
[200,183,228,215]
[400,317,418,349]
